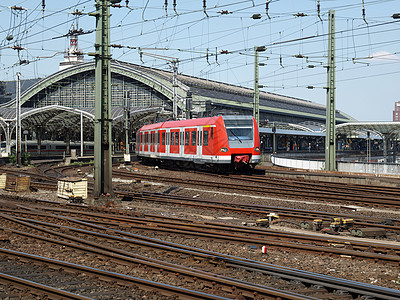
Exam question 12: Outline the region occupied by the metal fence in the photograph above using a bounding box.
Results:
[271,155,400,175]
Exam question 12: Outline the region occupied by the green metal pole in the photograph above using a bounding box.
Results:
[253,47,260,127]
[91,0,113,197]
[325,10,336,171]
[124,91,130,155]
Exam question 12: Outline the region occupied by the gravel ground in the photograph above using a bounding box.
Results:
[2,162,400,290]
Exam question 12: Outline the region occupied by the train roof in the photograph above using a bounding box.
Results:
[140,116,222,130]
[140,115,255,131]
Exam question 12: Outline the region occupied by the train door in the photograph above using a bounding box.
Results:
[150,131,155,152]
[170,129,180,154]
[144,132,149,152]
[139,132,143,152]
[184,128,196,155]
[159,130,166,154]
[196,127,202,159]
[202,126,214,155]
[166,130,170,156]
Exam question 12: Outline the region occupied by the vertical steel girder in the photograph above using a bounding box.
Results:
[253,47,260,127]
[93,0,113,197]
[325,10,336,171]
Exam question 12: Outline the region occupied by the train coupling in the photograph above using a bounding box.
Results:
[234,155,250,164]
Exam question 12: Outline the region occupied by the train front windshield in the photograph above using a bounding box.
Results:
[223,116,254,148]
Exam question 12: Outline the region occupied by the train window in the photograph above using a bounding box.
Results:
[203,131,209,146]
[170,132,174,145]
[174,132,179,145]
[157,132,160,144]
[162,132,165,145]
[180,131,184,145]
[224,118,253,141]
[211,127,214,139]
[185,131,189,145]
[191,131,196,146]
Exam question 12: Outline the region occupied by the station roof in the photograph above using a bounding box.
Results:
[259,127,325,137]
[0,105,161,133]
[118,61,355,123]
[336,122,400,138]
[0,60,356,133]
[259,121,400,139]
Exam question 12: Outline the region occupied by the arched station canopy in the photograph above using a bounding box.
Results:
[336,122,400,139]
[0,105,161,144]
[1,60,356,127]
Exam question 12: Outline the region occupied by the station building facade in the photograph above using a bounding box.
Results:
[0,59,356,156]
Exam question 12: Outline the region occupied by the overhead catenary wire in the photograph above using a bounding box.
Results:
[0,0,398,92]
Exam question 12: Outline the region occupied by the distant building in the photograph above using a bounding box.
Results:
[393,101,400,121]
[59,26,84,71]
[0,81,11,104]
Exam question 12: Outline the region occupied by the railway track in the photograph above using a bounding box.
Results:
[7,202,400,263]
[117,190,400,230]
[0,248,227,300]
[112,169,400,208]
[0,199,399,299]
[0,162,399,297]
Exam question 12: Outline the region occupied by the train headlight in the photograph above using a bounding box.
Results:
[220,147,229,153]
[255,147,260,152]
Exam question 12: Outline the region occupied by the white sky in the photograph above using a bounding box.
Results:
[1,0,400,122]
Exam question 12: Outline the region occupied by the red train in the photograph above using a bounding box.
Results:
[136,115,261,172]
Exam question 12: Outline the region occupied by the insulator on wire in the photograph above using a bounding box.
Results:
[165,0,168,16]
[11,6,27,11]
[362,0,368,24]
[265,1,271,19]
[203,0,208,17]
[42,0,45,17]
[317,0,322,21]
[173,0,178,14]
[218,10,232,15]
[71,9,84,16]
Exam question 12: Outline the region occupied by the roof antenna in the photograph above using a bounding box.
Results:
[362,0,368,24]
[265,1,271,19]
[203,0,208,17]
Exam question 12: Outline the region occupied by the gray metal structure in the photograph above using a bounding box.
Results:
[325,10,336,171]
